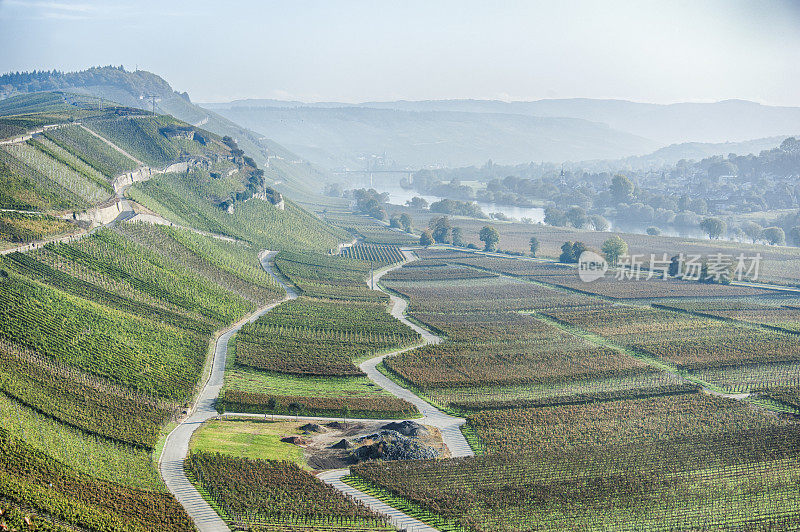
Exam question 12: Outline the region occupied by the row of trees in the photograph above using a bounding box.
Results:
[418,216,500,251]
[699,217,792,245]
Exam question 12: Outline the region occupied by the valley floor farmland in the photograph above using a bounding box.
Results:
[162,247,470,531]
[342,247,800,531]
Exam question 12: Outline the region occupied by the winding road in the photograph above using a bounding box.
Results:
[159,251,297,532]
[160,249,472,532]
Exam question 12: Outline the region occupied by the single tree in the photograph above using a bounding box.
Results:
[668,255,682,277]
[419,229,434,247]
[479,226,500,251]
[601,236,628,266]
[566,206,589,229]
[389,215,402,229]
[406,196,429,210]
[610,174,635,204]
[529,236,540,257]
[646,226,661,236]
[761,226,786,245]
[571,242,588,260]
[544,206,567,227]
[400,213,413,233]
[559,242,575,263]
[430,217,453,244]
[699,217,726,239]
[590,214,610,232]
[742,221,763,243]
[559,241,587,263]
[788,226,800,247]
[451,227,465,247]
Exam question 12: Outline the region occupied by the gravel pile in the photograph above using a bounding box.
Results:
[380,421,428,437]
[351,430,439,461]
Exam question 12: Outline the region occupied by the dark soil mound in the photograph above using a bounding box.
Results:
[380,420,428,437]
[325,421,347,430]
[280,436,307,446]
[351,430,439,462]
[300,423,325,433]
[329,438,352,449]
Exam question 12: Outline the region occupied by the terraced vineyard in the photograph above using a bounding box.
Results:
[324,211,418,245]
[276,250,388,302]
[3,141,112,205]
[43,124,138,178]
[0,147,89,210]
[0,218,286,529]
[187,452,392,530]
[221,251,421,419]
[341,243,405,266]
[130,170,347,252]
[0,211,77,246]
[544,305,800,371]
[380,271,672,409]
[0,427,193,531]
[84,116,183,167]
[234,298,420,376]
[352,422,800,531]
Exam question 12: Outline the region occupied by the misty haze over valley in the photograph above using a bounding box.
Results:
[2,2,800,531]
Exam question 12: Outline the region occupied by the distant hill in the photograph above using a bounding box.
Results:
[0,67,331,195]
[584,136,792,172]
[300,98,800,145]
[203,104,658,168]
[211,98,800,160]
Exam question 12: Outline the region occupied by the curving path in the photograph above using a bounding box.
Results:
[162,249,471,531]
[318,469,439,532]
[358,250,473,458]
[159,251,296,532]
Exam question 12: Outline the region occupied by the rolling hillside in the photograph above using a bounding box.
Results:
[0,67,334,196]
[0,91,344,253]
[0,90,351,529]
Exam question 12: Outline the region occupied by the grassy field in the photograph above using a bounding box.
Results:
[190,419,306,467]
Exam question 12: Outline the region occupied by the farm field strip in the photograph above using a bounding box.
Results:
[415,248,800,401]
[348,390,800,531]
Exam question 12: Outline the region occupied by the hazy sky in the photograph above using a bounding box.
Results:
[1,0,799,106]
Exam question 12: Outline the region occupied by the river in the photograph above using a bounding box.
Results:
[375,185,546,223]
